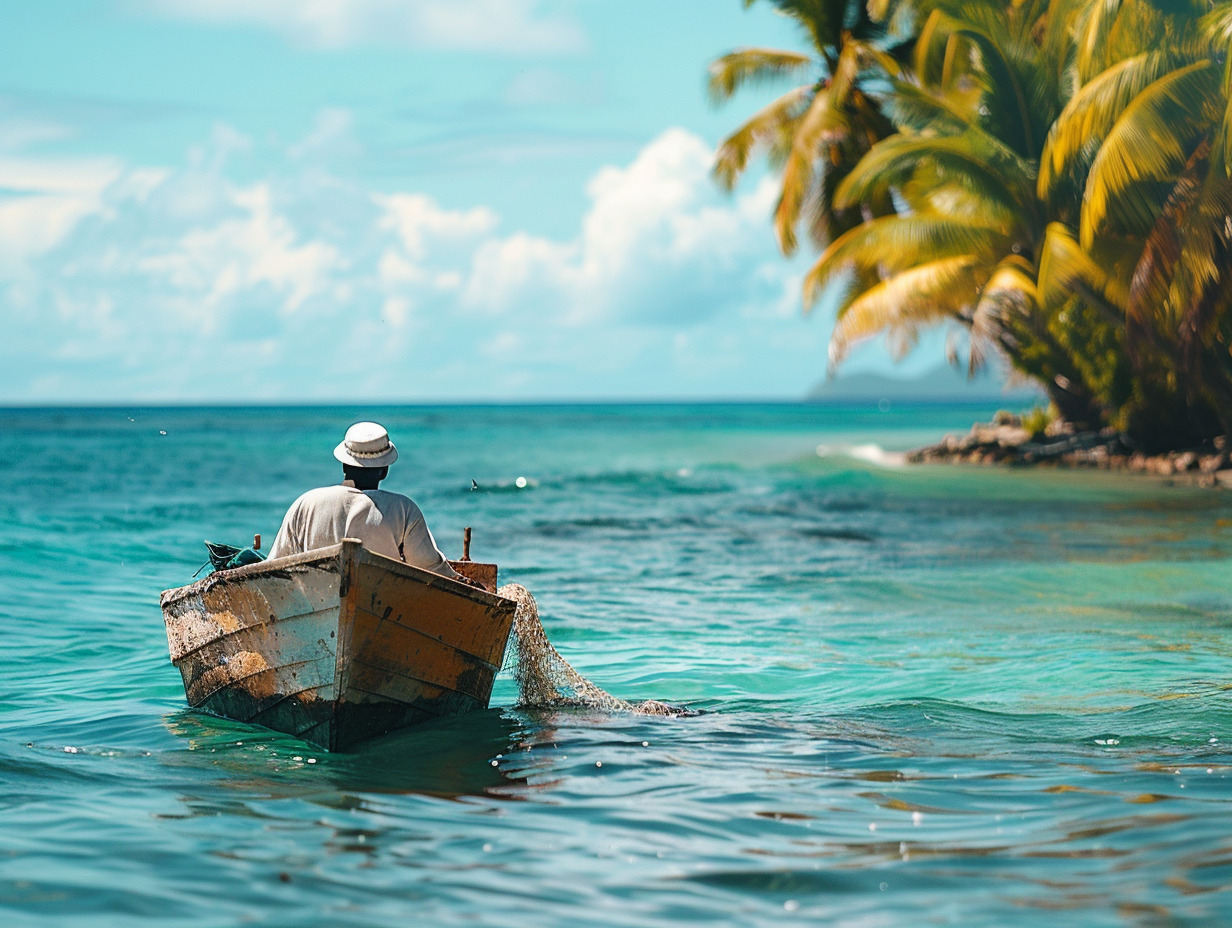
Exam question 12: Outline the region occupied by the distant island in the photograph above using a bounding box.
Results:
[806,365,1045,405]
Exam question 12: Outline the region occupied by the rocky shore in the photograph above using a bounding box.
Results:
[908,413,1232,487]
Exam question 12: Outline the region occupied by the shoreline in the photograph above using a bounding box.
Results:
[908,414,1232,487]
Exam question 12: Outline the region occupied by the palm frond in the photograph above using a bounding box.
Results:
[743,0,863,52]
[1202,1,1232,49]
[968,254,1039,372]
[1037,221,1128,312]
[1203,2,1232,94]
[712,85,812,191]
[882,79,981,135]
[868,0,894,23]
[1081,60,1221,247]
[1218,90,1232,170]
[801,142,896,250]
[1074,0,1127,82]
[828,38,862,106]
[835,131,1036,219]
[1072,0,1184,82]
[1127,140,1208,331]
[803,213,1007,307]
[911,2,1060,150]
[829,256,982,366]
[1039,51,1180,201]
[707,48,816,102]
[1039,0,1086,91]
[945,22,1038,156]
[914,10,949,87]
[1160,149,1232,356]
[903,176,1019,229]
[775,89,852,254]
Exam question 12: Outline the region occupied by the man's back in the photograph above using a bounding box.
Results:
[267,484,455,576]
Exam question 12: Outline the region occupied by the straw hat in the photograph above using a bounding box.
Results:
[334,421,398,468]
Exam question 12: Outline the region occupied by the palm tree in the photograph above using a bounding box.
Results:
[798,0,1118,425]
[708,0,901,255]
[1040,0,1232,443]
[719,0,1232,446]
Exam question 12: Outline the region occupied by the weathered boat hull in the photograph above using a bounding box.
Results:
[160,540,517,751]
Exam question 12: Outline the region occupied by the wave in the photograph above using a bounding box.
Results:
[815,442,908,467]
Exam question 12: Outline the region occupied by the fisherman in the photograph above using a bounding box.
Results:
[267,421,473,584]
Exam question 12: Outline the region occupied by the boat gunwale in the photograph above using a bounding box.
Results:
[160,539,516,610]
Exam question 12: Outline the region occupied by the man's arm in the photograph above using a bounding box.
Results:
[399,507,466,580]
[266,498,303,559]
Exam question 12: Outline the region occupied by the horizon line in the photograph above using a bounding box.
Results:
[0,394,1043,411]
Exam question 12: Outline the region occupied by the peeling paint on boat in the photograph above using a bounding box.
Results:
[160,540,517,751]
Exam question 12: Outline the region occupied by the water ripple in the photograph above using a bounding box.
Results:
[4,405,1232,926]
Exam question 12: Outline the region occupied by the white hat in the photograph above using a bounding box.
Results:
[334,421,398,468]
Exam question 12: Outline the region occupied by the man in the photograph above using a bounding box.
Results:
[267,421,469,583]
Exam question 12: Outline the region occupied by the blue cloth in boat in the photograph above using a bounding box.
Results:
[198,541,264,576]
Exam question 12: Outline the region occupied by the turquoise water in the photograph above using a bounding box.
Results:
[3,403,1231,927]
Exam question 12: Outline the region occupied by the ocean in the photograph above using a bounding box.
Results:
[3,402,1231,926]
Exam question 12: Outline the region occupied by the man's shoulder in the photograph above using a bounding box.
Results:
[366,489,422,516]
[289,485,355,510]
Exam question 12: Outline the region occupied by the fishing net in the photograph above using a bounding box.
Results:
[498,583,686,716]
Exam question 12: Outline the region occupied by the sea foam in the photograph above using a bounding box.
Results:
[816,442,907,467]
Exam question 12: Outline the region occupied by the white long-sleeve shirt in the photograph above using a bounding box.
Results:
[267,485,461,579]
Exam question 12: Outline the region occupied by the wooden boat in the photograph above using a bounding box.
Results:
[160,539,517,751]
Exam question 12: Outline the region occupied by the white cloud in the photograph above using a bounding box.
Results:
[377,193,498,262]
[0,156,121,271]
[2,121,822,401]
[141,0,587,54]
[140,183,343,316]
[464,232,577,315]
[461,128,786,325]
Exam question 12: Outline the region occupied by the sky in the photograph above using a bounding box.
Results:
[0,0,955,403]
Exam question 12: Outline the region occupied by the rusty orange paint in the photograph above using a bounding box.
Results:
[161,540,517,751]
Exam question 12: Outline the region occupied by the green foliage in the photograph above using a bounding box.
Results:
[710,0,899,254]
[712,0,1232,448]
[1020,404,1054,438]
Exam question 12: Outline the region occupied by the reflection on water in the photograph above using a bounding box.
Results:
[163,709,532,802]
